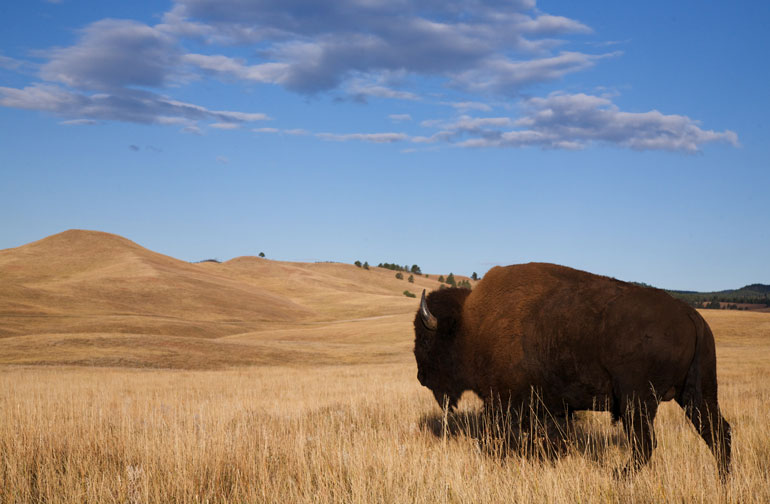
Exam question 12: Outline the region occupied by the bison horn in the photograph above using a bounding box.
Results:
[419,290,438,331]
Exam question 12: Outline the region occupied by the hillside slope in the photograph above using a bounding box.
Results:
[0,230,458,368]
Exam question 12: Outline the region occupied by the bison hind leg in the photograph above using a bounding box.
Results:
[677,397,732,480]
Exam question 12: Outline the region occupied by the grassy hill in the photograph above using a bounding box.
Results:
[666,283,770,310]
[0,229,473,368]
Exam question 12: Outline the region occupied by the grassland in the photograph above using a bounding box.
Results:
[1,231,769,502]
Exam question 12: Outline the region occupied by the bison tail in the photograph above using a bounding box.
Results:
[679,313,704,413]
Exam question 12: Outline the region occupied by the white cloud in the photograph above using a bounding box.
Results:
[210,122,240,129]
[166,0,601,96]
[41,19,180,90]
[388,114,412,122]
[449,93,739,152]
[447,101,492,112]
[427,115,513,131]
[0,83,269,128]
[60,118,99,126]
[347,82,420,102]
[452,51,620,95]
[316,132,408,143]
[517,15,592,35]
[183,53,288,84]
[0,53,33,72]
[182,125,203,135]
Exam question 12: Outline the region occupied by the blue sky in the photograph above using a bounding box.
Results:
[1,1,768,291]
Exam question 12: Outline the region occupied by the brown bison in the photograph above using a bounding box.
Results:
[414,263,731,477]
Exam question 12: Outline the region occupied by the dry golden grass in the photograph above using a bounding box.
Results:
[1,309,769,503]
[1,231,769,502]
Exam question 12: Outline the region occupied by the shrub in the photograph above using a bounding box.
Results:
[395,272,404,280]
[408,275,414,283]
[354,261,362,268]
[259,252,265,258]
[363,262,369,270]
[403,290,416,298]
[438,275,444,283]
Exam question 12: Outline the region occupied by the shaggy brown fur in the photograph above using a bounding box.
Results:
[414,262,731,477]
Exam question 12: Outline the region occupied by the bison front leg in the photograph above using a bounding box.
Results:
[620,395,659,473]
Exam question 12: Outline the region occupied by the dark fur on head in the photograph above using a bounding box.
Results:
[413,288,471,410]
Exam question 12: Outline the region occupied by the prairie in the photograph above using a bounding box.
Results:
[1,231,769,502]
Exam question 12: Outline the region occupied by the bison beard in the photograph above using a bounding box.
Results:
[413,263,731,479]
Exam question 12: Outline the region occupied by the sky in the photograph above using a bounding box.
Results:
[1,1,768,291]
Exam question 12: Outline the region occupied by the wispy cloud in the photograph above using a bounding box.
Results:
[451,51,620,95]
[316,132,408,143]
[447,101,493,112]
[0,53,35,73]
[346,81,420,102]
[0,18,270,130]
[0,83,269,128]
[254,127,407,144]
[183,53,288,85]
[444,93,739,152]
[60,118,99,126]
[388,114,412,122]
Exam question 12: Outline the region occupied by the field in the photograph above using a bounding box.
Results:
[1,231,769,503]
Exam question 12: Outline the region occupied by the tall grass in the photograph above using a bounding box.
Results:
[1,353,768,503]
[2,310,769,502]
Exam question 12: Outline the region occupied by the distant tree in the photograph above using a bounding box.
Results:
[403,290,416,298]
[446,273,456,287]
[705,300,721,309]
[410,264,422,275]
[438,275,445,283]
[458,279,471,289]
[395,272,404,280]
[354,260,362,268]
[425,274,429,279]
[471,272,478,281]
[363,261,369,270]
[408,275,414,283]
[259,252,265,258]
[378,262,408,272]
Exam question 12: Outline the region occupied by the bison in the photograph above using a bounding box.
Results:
[414,263,731,477]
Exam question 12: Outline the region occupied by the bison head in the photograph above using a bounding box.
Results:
[413,288,471,410]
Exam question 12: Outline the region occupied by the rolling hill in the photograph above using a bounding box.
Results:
[0,230,462,368]
[666,284,770,310]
